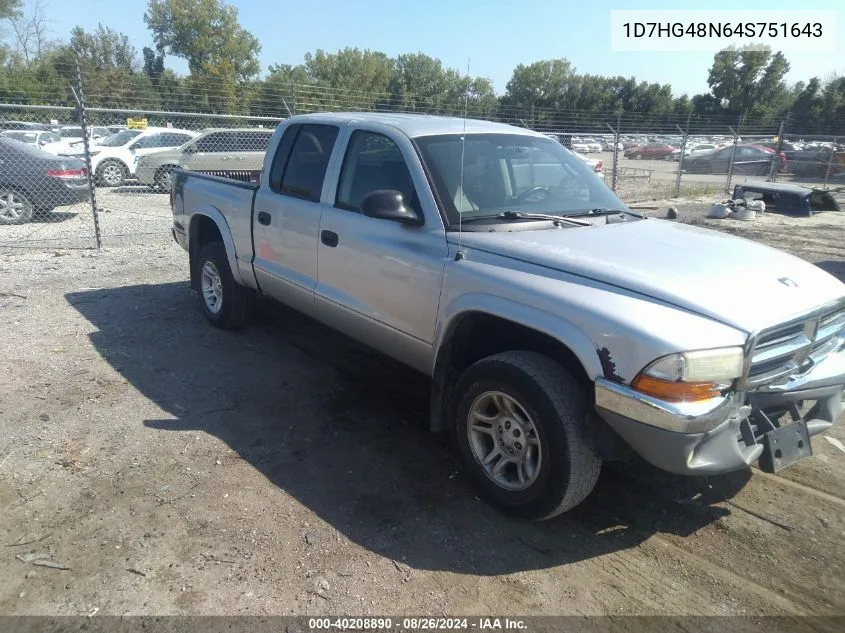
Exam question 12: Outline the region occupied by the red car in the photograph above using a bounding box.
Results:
[624,142,677,159]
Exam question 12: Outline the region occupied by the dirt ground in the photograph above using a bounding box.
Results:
[1,205,844,618]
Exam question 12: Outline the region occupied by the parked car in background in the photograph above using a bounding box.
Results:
[788,146,845,179]
[0,120,57,133]
[0,138,90,225]
[135,128,274,190]
[669,142,722,161]
[0,130,66,155]
[573,151,603,176]
[66,127,197,186]
[581,138,602,153]
[570,138,590,153]
[683,144,786,175]
[107,125,128,134]
[624,142,676,160]
[57,125,112,149]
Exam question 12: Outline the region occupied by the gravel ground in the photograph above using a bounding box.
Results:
[0,200,844,617]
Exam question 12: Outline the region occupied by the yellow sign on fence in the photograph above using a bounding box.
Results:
[126,117,148,130]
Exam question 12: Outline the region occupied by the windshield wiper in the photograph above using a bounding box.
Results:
[459,211,590,226]
[563,207,625,217]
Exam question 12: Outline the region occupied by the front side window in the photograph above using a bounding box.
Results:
[415,133,624,225]
[279,124,339,202]
[336,131,418,213]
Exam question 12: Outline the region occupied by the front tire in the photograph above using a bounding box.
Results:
[196,242,254,329]
[96,160,127,187]
[453,351,601,520]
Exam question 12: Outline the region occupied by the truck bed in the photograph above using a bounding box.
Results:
[171,168,259,280]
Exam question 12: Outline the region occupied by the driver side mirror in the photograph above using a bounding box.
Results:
[360,190,423,226]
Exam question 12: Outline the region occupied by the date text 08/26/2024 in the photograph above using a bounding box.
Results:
[307,617,528,631]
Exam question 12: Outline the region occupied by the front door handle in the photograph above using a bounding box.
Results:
[257,211,271,225]
[321,230,339,247]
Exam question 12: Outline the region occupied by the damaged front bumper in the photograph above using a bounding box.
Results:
[594,344,845,475]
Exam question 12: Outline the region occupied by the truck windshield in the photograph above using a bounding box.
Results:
[415,133,627,225]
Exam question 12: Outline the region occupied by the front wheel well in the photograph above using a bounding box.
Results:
[430,313,590,432]
[189,215,223,291]
[444,312,591,389]
[430,312,629,460]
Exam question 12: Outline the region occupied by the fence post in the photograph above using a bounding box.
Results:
[823,136,838,189]
[290,81,296,116]
[605,119,619,192]
[725,123,740,195]
[769,119,786,182]
[74,61,102,249]
[611,113,622,192]
[673,114,691,198]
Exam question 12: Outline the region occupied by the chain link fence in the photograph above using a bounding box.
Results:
[1,64,843,250]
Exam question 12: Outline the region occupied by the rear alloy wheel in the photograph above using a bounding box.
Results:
[155,166,175,192]
[195,242,255,329]
[0,188,34,225]
[97,160,127,187]
[635,153,642,160]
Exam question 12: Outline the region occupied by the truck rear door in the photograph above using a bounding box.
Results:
[251,123,340,317]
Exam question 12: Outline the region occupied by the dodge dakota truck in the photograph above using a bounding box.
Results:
[170,112,845,520]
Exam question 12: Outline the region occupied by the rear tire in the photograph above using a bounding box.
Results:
[453,351,601,520]
[195,242,254,329]
[155,166,176,192]
[0,188,34,225]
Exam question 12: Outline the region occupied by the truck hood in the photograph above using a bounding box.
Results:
[452,218,844,332]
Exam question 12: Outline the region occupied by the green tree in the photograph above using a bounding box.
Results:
[706,46,792,120]
[142,46,164,79]
[144,0,260,80]
[0,0,22,19]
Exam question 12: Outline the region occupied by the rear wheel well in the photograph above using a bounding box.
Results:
[189,215,223,291]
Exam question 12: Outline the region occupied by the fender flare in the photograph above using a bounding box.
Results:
[188,206,243,287]
[429,292,604,432]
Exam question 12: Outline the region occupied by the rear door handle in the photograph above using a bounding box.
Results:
[321,230,339,247]
[257,211,271,225]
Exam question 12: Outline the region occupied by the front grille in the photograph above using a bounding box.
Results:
[745,304,844,387]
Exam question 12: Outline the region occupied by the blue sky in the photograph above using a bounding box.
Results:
[36,0,845,97]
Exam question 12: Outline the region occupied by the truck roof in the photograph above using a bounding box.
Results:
[284,112,542,139]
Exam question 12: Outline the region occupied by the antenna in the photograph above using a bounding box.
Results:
[456,59,470,262]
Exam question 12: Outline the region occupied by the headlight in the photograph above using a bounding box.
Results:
[632,347,744,402]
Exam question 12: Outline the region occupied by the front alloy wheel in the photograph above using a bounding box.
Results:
[468,391,542,490]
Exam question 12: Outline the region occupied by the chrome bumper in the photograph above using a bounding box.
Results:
[594,345,845,475]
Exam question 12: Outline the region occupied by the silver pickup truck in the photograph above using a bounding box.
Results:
[170,112,845,520]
